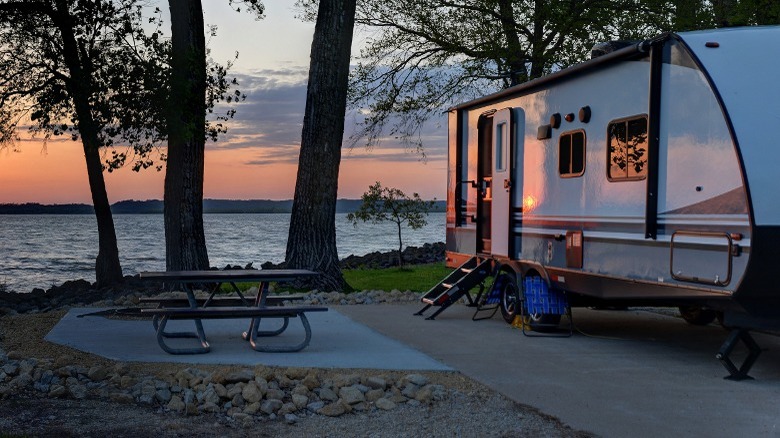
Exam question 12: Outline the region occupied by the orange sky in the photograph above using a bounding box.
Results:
[0,137,446,204]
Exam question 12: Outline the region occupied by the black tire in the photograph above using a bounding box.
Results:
[679,306,717,326]
[497,272,521,324]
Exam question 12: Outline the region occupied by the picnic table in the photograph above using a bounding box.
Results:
[139,269,327,354]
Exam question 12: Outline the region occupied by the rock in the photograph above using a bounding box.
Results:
[339,386,366,405]
[120,376,135,389]
[429,384,447,401]
[68,384,87,400]
[231,412,251,422]
[285,367,308,380]
[364,376,387,390]
[365,389,385,402]
[10,373,32,389]
[214,383,228,399]
[407,399,422,407]
[261,399,283,415]
[48,385,67,398]
[402,383,419,399]
[292,385,309,396]
[352,401,369,411]
[228,393,244,408]
[292,393,309,408]
[87,366,109,381]
[242,382,263,403]
[317,401,346,417]
[265,388,285,401]
[243,401,261,415]
[307,401,325,412]
[2,363,18,376]
[389,394,408,404]
[226,383,244,399]
[375,397,397,410]
[405,374,429,386]
[301,374,319,390]
[224,369,254,384]
[156,388,173,403]
[53,355,72,369]
[318,387,338,402]
[333,374,360,388]
[200,402,220,413]
[284,413,298,425]
[202,387,220,405]
[415,385,434,403]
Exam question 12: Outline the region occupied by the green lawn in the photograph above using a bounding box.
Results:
[342,262,451,292]
[221,262,452,294]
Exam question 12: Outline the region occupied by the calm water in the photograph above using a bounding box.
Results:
[0,213,445,292]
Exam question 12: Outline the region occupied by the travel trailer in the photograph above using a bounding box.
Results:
[417,26,780,379]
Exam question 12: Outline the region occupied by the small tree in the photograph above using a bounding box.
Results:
[347,182,435,268]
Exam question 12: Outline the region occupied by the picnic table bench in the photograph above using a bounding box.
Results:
[142,306,328,354]
[139,269,325,354]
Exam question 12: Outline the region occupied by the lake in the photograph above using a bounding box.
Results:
[0,213,445,293]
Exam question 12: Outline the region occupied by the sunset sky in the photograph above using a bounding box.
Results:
[0,2,447,205]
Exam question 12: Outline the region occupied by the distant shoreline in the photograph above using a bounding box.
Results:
[0,199,446,215]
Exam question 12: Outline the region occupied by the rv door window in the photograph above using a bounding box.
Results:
[495,122,506,172]
[607,115,648,181]
[559,130,586,177]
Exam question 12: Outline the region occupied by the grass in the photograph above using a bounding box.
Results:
[342,262,451,292]
[220,262,452,294]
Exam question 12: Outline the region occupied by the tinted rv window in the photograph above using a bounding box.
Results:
[495,122,506,172]
[607,115,648,181]
[559,130,585,177]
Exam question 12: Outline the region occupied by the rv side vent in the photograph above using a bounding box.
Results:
[537,124,552,140]
[591,40,637,59]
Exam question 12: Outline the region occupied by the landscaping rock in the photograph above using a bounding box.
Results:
[375,397,397,411]
[339,386,365,405]
[318,401,347,417]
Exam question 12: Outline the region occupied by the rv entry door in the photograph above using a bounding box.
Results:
[491,108,514,257]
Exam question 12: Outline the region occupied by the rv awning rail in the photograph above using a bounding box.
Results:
[447,36,671,113]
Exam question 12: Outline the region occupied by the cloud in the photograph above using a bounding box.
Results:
[209,68,448,167]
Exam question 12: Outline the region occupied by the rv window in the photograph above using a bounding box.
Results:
[495,122,506,172]
[607,115,648,181]
[559,130,585,177]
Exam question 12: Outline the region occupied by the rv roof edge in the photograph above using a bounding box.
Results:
[448,38,656,113]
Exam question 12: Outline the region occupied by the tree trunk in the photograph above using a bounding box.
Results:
[54,0,123,287]
[164,0,209,272]
[396,220,404,268]
[285,0,357,291]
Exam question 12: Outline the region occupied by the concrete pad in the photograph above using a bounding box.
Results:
[338,303,780,438]
[45,308,451,371]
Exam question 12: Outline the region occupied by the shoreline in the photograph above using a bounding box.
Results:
[0,243,445,314]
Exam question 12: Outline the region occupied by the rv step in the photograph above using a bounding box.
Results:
[414,257,492,320]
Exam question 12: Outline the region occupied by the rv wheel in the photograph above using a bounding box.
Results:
[678,306,717,326]
[497,273,520,324]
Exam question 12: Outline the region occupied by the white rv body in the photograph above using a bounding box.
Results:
[446,26,780,322]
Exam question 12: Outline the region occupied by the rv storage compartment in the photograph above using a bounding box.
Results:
[670,231,733,286]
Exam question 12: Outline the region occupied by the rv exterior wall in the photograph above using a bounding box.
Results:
[680,27,780,226]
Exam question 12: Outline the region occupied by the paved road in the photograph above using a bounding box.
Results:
[336,303,780,437]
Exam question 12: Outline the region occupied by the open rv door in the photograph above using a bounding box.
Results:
[491,107,517,258]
